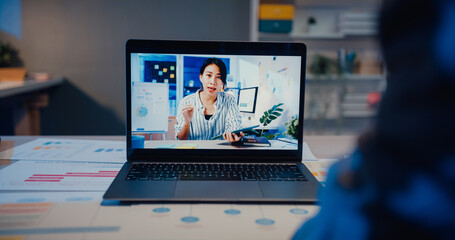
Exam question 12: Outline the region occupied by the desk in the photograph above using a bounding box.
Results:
[0,78,65,135]
[0,135,356,240]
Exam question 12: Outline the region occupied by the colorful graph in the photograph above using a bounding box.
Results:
[32,141,71,150]
[24,171,119,183]
[9,138,126,163]
[181,204,199,223]
[153,207,170,213]
[0,194,321,239]
[224,209,241,215]
[255,218,275,226]
[136,106,148,117]
[290,208,308,215]
[181,216,199,223]
[0,201,52,218]
[94,148,123,153]
[311,171,327,177]
[256,205,275,226]
[0,200,120,236]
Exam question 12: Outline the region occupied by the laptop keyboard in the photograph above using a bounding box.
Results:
[125,163,307,181]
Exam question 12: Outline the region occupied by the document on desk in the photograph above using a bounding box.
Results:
[0,197,320,240]
[0,160,121,191]
[0,191,104,204]
[0,198,121,237]
[7,138,126,163]
[304,158,338,185]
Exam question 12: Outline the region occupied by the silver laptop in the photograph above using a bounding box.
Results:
[103,39,321,202]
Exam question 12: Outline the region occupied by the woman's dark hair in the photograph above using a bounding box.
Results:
[199,58,227,86]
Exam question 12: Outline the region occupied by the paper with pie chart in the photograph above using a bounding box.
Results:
[131,82,169,132]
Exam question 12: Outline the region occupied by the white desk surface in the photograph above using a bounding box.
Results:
[0,135,356,240]
[0,135,356,159]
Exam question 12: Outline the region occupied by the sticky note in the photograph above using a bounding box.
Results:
[155,65,159,69]
[158,71,163,76]
[170,74,175,78]
[176,144,198,149]
[170,66,175,71]
[163,68,168,73]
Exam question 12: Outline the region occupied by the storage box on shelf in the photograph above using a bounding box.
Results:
[259,3,295,33]
[256,0,381,40]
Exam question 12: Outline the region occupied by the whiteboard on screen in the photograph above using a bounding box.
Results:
[131,82,169,132]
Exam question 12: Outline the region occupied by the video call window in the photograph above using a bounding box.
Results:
[130,53,302,150]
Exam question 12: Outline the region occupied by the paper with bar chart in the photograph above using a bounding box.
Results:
[0,199,121,237]
[0,161,121,191]
[8,138,126,163]
[0,198,319,240]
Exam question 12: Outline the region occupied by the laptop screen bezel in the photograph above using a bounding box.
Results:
[126,39,306,163]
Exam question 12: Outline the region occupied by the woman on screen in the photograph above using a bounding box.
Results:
[175,58,243,142]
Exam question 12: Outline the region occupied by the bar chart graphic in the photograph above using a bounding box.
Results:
[10,138,126,163]
[25,170,119,183]
[0,161,122,191]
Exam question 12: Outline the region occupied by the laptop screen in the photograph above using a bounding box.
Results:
[126,40,306,161]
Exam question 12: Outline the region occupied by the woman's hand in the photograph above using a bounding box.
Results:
[182,104,194,124]
[223,131,245,142]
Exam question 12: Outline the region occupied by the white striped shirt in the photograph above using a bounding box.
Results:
[175,90,241,140]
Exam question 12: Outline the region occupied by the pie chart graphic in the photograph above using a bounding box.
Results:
[136,106,148,117]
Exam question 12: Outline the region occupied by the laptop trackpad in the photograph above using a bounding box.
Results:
[174,181,263,200]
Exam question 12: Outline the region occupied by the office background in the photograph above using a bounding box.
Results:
[0,0,383,136]
[0,0,251,135]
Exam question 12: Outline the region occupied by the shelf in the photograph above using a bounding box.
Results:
[259,32,344,41]
[258,28,378,42]
[290,32,345,39]
[255,0,380,42]
[306,74,384,81]
[294,0,381,8]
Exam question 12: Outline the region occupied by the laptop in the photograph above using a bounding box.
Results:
[103,39,321,202]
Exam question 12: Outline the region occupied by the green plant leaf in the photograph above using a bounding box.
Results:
[260,103,284,130]
[272,110,281,114]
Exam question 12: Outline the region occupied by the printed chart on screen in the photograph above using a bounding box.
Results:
[131,82,169,133]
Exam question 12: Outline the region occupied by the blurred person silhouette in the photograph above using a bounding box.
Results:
[293,0,455,239]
